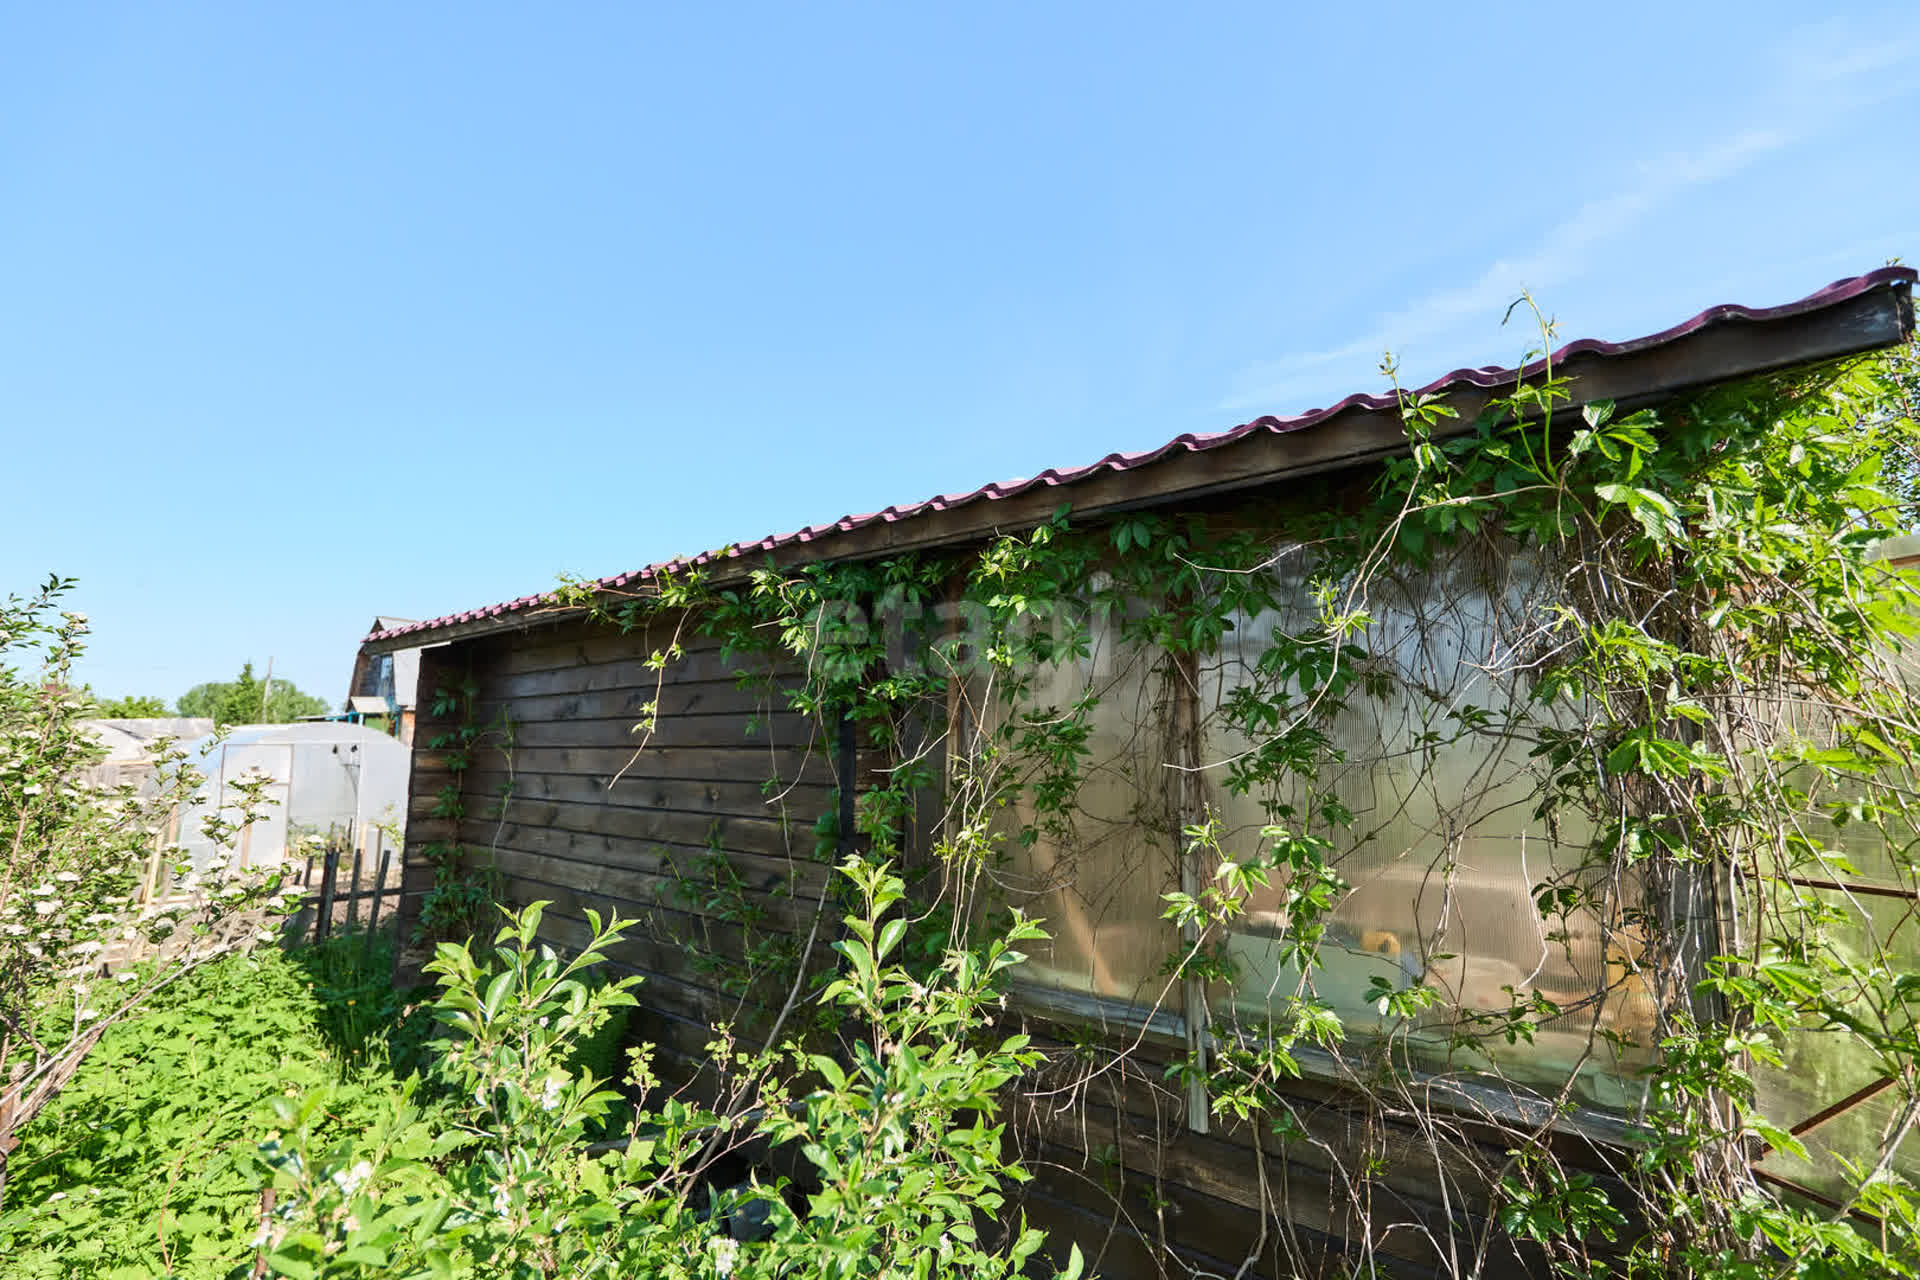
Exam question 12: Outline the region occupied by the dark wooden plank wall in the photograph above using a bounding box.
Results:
[392,611,1578,1278]
[396,611,843,1078]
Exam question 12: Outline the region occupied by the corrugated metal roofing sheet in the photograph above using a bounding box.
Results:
[368,267,1918,647]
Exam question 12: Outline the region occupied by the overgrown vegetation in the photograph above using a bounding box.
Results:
[86,692,172,719]
[249,874,1063,1278]
[0,579,298,1200]
[4,578,1080,1278]
[412,677,510,945]
[10,307,1920,1278]
[556,318,1920,1276]
[0,934,421,1278]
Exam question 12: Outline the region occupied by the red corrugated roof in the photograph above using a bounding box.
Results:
[368,267,1918,646]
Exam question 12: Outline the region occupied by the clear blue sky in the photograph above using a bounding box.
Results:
[4,2,1917,707]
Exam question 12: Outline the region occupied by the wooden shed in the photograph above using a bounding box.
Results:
[362,268,1917,1278]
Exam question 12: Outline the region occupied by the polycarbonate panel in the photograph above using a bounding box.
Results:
[1197,545,1650,1107]
[161,725,411,885]
[977,612,1184,1010]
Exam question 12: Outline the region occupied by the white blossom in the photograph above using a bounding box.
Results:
[330,1161,373,1198]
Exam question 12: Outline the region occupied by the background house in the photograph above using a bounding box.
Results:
[344,616,423,743]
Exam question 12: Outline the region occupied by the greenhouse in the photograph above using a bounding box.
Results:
[162,721,411,876]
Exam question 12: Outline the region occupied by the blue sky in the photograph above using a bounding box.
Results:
[4,2,1917,706]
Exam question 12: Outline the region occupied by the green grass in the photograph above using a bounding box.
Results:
[0,933,424,1279]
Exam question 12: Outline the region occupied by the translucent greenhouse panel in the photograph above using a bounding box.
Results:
[1743,558,1920,1193]
[287,739,372,849]
[1198,547,1648,1109]
[175,742,294,875]
[157,727,412,896]
[354,737,411,839]
[982,618,1184,1011]
[1731,665,1920,1193]
[1751,842,1920,1196]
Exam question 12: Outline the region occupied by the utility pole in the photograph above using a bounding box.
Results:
[260,656,274,722]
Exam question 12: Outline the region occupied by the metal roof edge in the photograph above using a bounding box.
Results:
[363,266,1917,654]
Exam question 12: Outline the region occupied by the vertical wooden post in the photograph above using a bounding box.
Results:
[144,805,178,904]
[316,844,340,942]
[364,839,392,964]
[346,827,364,933]
[250,1187,276,1279]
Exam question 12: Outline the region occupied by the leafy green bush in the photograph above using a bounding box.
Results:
[1,577,302,1200]
[291,928,431,1074]
[0,943,420,1279]
[253,859,1078,1279]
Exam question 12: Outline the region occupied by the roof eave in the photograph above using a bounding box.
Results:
[360,271,1916,657]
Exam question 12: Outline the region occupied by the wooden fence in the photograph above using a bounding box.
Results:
[291,825,400,946]
[137,801,403,946]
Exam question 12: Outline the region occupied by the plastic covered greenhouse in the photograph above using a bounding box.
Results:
[163,722,411,874]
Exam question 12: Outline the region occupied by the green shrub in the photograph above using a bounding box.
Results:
[0,945,419,1279]
[252,860,1078,1279]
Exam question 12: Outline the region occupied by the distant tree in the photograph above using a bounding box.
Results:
[90,693,170,718]
[175,662,330,724]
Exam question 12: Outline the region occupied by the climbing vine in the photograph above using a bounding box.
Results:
[416,677,514,943]
[528,320,1920,1277]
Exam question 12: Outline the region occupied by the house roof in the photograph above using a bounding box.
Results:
[364,266,1917,654]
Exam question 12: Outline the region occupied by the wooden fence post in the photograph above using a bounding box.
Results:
[364,837,392,964]
[345,827,364,933]
[316,845,340,942]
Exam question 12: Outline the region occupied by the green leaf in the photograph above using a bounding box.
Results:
[482,968,516,1021]
[1748,1119,1809,1163]
[265,1251,317,1280]
[809,1054,849,1091]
